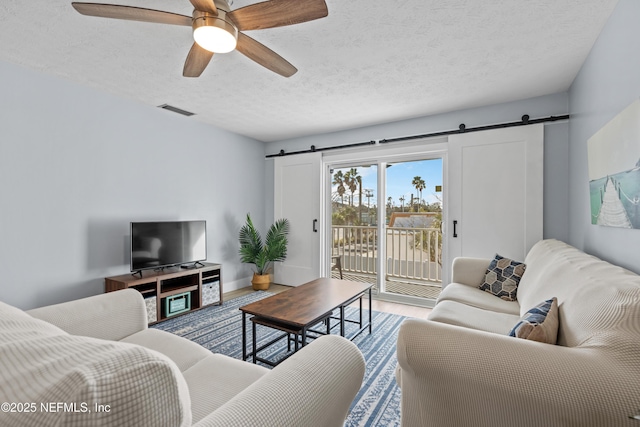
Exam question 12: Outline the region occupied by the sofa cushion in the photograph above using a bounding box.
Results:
[438,283,520,315]
[428,300,521,335]
[479,254,526,301]
[26,288,148,341]
[509,297,559,344]
[182,353,268,423]
[122,328,213,372]
[0,301,191,427]
[516,239,640,348]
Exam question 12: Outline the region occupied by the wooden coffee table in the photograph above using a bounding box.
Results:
[240,278,372,366]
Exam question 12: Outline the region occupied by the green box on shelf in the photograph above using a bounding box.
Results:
[165,292,191,317]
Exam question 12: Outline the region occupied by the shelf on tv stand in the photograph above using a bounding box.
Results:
[105,262,223,324]
[161,284,199,298]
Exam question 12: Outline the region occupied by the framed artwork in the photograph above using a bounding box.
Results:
[588,98,640,229]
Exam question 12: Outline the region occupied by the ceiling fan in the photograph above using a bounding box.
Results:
[71,0,328,77]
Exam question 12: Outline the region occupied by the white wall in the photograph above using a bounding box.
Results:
[568,0,640,273]
[265,93,570,242]
[0,60,265,310]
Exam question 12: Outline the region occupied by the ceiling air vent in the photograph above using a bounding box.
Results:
[158,104,195,117]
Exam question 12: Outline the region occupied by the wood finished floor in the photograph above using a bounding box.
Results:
[224,283,432,319]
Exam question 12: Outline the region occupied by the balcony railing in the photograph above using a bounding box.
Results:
[331,225,442,283]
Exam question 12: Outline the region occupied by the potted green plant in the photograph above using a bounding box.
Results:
[239,213,290,290]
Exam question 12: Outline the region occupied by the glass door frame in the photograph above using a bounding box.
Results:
[322,140,449,307]
[328,163,379,290]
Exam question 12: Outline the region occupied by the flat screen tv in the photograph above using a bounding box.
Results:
[130,221,207,272]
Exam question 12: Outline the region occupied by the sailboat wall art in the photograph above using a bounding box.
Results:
[588,98,640,229]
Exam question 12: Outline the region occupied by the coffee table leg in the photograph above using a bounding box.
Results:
[242,312,247,361]
[368,287,372,333]
[252,320,257,364]
[301,328,307,347]
[340,305,345,336]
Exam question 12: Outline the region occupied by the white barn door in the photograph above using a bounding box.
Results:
[447,124,544,264]
[274,153,322,286]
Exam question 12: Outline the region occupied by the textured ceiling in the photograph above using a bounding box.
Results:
[0,0,619,142]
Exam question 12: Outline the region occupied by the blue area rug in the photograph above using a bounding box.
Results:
[152,291,406,426]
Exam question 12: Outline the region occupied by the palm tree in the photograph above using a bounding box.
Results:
[332,170,346,205]
[399,196,405,212]
[356,175,363,223]
[343,169,352,205]
[412,176,426,212]
[344,168,360,207]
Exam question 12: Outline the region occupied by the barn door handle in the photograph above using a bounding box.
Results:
[453,220,458,238]
[313,219,318,233]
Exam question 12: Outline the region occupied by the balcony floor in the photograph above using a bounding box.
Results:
[331,271,442,300]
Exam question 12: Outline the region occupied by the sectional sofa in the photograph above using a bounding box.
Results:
[0,288,365,426]
[397,239,640,426]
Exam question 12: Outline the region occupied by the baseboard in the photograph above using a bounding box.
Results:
[223,277,252,293]
[374,292,437,308]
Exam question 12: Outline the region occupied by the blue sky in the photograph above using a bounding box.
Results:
[332,159,443,207]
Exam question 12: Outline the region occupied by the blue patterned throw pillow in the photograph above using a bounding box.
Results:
[479,254,526,301]
[509,297,559,344]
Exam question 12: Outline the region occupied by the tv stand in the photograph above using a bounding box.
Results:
[106,262,222,324]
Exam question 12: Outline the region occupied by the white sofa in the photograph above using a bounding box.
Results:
[396,239,640,427]
[0,288,365,427]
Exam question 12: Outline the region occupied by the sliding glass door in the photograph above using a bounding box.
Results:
[330,164,379,292]
[329,156,443,303]
[383,158,443,300]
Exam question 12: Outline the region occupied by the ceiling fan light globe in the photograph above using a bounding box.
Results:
[193,16,238,53]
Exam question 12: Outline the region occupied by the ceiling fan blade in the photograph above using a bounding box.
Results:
[71,3,192,26]
[236,32,297,77]
[189,0,217,15]
[183,43,214,77]
[227,0,328,31]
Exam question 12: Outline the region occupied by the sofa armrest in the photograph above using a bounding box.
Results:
[26,289,147,341]
[396,318,638,427]
[450,256,490,287]
[194,335,365,427]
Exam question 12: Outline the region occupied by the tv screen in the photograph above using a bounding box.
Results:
[130,221,207,272]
